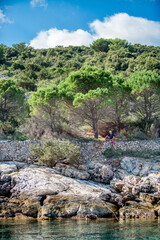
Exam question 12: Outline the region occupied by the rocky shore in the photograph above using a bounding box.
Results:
[0,139,160,220]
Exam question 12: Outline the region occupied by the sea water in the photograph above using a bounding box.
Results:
[0,218,160,240]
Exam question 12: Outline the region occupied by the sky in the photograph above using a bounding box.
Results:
[0,0,160,48]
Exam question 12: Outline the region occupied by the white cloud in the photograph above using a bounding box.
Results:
[30,28,94,48]
[90,13,160,46]
[30,13,160,48]
[0,9,12,24]
[30,0,48,8]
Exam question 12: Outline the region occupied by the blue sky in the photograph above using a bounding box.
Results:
[0,0,160,48]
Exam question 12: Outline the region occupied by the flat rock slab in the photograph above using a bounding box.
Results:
[0,165,118,219]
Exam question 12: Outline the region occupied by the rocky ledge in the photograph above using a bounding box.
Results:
[1,161,160,220]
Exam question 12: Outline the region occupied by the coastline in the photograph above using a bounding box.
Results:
[0,139,160,220]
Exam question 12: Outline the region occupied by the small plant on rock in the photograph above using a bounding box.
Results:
[30,138,81,167]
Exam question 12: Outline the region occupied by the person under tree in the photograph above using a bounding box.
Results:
[105,130,115,146]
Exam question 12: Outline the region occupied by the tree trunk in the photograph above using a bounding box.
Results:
[117,116,121,133]
[115,101,121,132]
[93,120,98,139]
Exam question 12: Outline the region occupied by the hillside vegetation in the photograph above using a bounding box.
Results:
[0,38,160,140]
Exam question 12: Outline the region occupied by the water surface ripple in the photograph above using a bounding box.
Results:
[0,218,160,240]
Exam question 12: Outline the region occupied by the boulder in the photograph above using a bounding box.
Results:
[0,163,17,174]
[110,178,124,192]
[139,192,157,204]
[55,164,90,180]
[39,195,117,219]
[56,162,114,184]
[119,201,156,218]
[120,157,160,177]
[87,162,114,184]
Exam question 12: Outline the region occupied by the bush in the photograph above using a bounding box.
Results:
[13,131,29,141]
[30,138,81,167]
[103,147,160,159]
[17,79,37,91]
[125,128,149,140]
[0,121,15,135]
[103,148,122,158]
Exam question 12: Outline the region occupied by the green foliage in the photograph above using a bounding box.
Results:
[0,44,5,64]
[125,128,149,140]
[126,71,160,93]
[1,40,160,91]
[11,62,25,70]
[103,147,160,159]
[0,79,27,125]
[103,148,122,158]
[90,38,131,53]
[73,88,109,107]
[28,85,66,138]
[0,121,15,134]
[60,66,113,138]
[65,66,113,94]
[12,42,27,53]
[125,71,160,129]
[17,78,37,91]
[13,131,29,141]
[90,38,110,53]
[29,84,59,110]
[0,39,160,140]
[109,39,131,50]
[30,138,81,167]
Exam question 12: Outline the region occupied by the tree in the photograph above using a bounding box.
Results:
[59,66,113,138]
[28,85,65,138]
[109,39,130,50]
[73,88,110,138]
[12,42,26,54]
[4,46,18,58]
[0,79,26,124]
[0,44,5,64]
[109,76,131,132]
[90,38,111,53]
[125,71,160,130]
[105,48,134,74]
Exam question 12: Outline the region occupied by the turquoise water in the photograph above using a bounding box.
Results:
[0,218,160,240]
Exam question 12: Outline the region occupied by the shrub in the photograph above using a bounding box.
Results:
[103,147,160,159]
[17,79,37,91]
[125,128,149,140]
[30,138,81,167]
[0,121,15,134]
[103,148,122,158]
[13,131,29,141]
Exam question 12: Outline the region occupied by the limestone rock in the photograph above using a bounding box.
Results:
[100,191,123,206]
[119,201,156,218]
[0,166,117,219]
[55,164,90,180]
[110,178,124,192]
[0,163,17,174]
[56,162,113,184]
[139,192,157,204]
[39,195,117,219]
[120,157,160,177]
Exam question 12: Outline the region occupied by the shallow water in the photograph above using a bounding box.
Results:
[0,218,160,240]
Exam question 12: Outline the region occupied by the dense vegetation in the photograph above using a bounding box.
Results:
[0,39,160,140]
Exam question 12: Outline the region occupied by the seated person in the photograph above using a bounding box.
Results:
[105,130,115,145]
